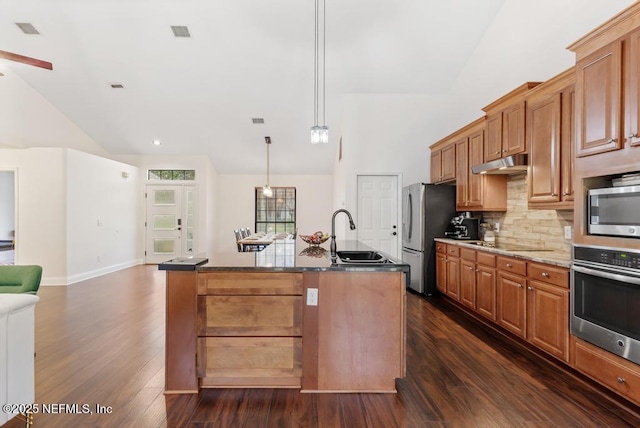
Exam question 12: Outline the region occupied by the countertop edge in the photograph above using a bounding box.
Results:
[434,238,571,268]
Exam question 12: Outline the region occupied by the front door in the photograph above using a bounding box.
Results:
[356,175,399,257]
[145,185,196,264]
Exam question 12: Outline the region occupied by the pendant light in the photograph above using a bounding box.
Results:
[263,136,273,197]
[310,0,328,144]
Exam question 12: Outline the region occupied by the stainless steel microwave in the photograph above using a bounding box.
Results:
[589,185,640,238]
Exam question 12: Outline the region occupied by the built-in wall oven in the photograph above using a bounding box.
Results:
[571,244,640,364]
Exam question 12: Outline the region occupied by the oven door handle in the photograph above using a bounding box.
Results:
[572,264,640,285]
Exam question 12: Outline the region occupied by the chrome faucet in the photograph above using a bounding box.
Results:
[331,209,356,260]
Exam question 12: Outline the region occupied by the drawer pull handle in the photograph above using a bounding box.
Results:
[542,272,549,277]
[617,377,626,384]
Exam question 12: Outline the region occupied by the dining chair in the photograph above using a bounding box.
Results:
[240,228,249,238]
[234,229,243,252]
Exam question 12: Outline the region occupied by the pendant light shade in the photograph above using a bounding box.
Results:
[263,136,273,197]
[311,0,328,144]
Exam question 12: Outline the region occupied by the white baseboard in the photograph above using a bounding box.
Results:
[40,258,144,286]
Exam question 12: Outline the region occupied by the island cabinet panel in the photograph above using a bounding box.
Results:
[302,271,406,392]
[197,337,302,388]
[197,295,302,336]
[197,272,303,295]
[196,271,303,388]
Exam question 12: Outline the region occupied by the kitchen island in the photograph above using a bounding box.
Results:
[159,239,409,394]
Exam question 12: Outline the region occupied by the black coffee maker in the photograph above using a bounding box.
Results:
[445,213,480,240]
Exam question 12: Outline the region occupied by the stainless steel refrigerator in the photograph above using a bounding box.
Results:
[401,183,456,295]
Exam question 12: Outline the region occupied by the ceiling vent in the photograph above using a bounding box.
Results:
[110,83,124,89]
[171,26,191,38]
[15,23,40,35]
[252,118,265,124]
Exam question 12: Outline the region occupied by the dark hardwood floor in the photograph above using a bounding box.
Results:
[6,265,640,427]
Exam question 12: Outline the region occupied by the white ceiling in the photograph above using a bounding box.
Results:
[3,0,508,174]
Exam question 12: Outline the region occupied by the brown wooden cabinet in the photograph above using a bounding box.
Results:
[526,68,575,209]
[475,252,497,321]
[196,272,304,388]
[482,82,541,161]
[430,142,456,183]
[443,118,508,211]
[459,248,476,309]
[437,243,569,363]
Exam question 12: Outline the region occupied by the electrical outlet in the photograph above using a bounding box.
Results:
[564,226,573,240]
[494,222,500,233]
[307,288,318,306]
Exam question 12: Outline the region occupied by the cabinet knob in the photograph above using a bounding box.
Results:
[562,192,569,196]
[476,269,479,272]
[506,263,513,268]
[551,193,557,197]
[542,272,549,278]
[628,132,637,139]
[467,266,473,270]
[495,151,500,155]
[607,138,616,144]
[518,283,523,288]
[617,377,626,384]
[527,286,533,291]
[503,149,507,153]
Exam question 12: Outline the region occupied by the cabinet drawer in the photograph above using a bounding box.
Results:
[197,337,302,387]
[446,245,460,257]
[198,272,303,295]
[198,295,302,336]
[497,256,527,276]
[460,247,476,261]
[574,338,640,405]
[477,251,496,267]
[436,242,447,254]
[528,263,568,288]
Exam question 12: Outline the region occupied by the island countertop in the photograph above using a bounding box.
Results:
[160,238,410,277]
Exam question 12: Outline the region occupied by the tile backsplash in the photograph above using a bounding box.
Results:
[479,174,573,255]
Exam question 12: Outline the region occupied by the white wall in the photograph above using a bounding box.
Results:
[0,171,14,240]
[217,174,333,253]
[66,150,140,283]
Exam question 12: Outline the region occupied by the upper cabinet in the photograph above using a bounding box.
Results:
[482,82,541,162]
[526,68,575,209]
[431,118,507,211]
[430,142,456,184]
[569,4,640,160]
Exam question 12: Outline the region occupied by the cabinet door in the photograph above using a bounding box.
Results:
[476,265,496,321]
[528,93,561,204]
[441,144,456,181]
[627,28,640,147]
[455,138,469,208]
[468,129,484,207]
[436,252,447,294]
[561,85,575,202]
[575,41,622,157]
[503,101,527,156]
[527,280,569,361]
[446,256,460,300]
[460,259,476,309]
[497,272,527,338]
[431,150,442,183]
[485,114,503,161]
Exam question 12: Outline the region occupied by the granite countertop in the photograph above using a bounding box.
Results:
[160,238,410,277]
[434,237,571,268]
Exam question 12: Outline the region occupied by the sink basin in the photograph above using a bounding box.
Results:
[336,250,392,263]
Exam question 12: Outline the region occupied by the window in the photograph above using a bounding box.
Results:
[148,169,196,180]
[255,187,296,234]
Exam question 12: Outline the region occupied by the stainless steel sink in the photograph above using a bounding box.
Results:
[336,250,393,263]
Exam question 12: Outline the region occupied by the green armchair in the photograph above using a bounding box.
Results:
[0,265,42,294]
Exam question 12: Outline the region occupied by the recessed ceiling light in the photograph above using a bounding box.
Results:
[15,23,40,35]
[152,139,162,146]
[252,118,265,124]
[171,26,191,38]
[110,83,124,89]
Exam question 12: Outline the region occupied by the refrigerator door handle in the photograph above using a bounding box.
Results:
[407,193,413,241]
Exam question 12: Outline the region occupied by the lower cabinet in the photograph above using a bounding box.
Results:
[436,242,569,363]
[196,272,304,388]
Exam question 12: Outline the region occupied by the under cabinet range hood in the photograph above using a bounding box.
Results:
[471,154,528,175]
